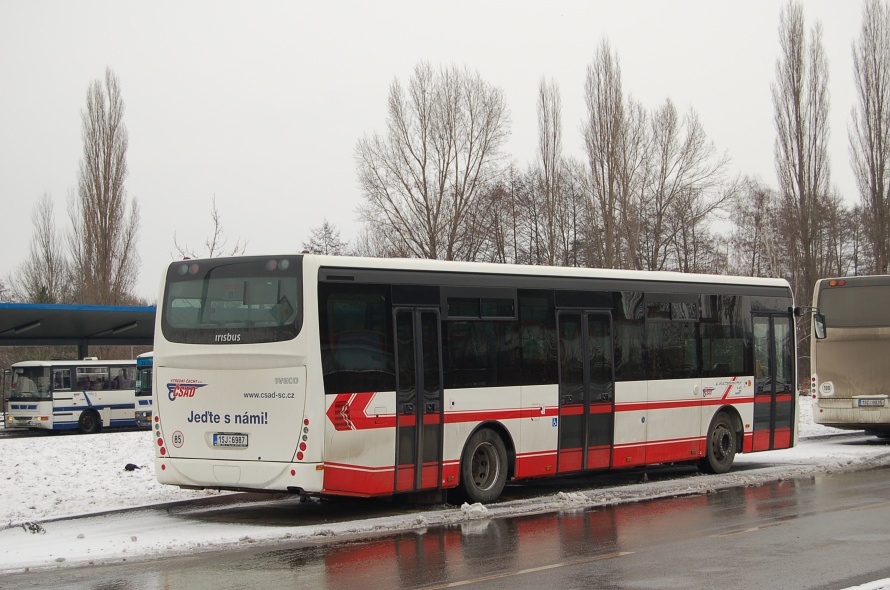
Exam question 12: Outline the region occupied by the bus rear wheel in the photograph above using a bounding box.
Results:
[454,428,508,504]
[699,412,736,474]
[78,410,101,435]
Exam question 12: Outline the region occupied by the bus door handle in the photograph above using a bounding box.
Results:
[402,403,415,414]
[425,402,439,413]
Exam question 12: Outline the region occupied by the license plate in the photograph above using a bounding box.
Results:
[858,399,885,408]
[213,433,248,447]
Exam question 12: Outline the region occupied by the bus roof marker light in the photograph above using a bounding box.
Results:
[279,259,290,270]
[189,263,200,275]
[265,259,278,271]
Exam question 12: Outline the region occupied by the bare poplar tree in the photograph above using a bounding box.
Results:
[583,40,625,268]
[772,1,831,302]
[173,196,247,258]
[10,194,69,303]
[582,39,649,270]
[303,219,349,255]
[356,62,510,261]
[537,77,564,265]
[850,0,890,274]
[69,68,139,305]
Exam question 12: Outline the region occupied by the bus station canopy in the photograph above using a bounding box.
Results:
[0,303,155,355]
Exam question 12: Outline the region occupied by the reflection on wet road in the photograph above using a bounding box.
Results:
[10,466,890,589]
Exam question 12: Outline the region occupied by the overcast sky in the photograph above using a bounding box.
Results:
[0,1,865,301]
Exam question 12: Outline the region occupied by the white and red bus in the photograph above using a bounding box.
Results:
[151,255,797,503]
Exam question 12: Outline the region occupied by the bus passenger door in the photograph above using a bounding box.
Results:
[556,311,614,473]
[394,308,444,493]
[752,314,796,451]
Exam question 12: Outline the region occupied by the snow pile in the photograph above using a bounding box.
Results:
[1,429,227,524]
[459,502,490,518]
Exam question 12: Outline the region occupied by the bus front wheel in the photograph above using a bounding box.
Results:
[699,412,736,474]
[78,410,101,435]
[455,428,508,504]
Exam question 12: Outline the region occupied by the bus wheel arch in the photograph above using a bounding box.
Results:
[698,408,740,474]
[451,423,513,504]
[78,410,101,435]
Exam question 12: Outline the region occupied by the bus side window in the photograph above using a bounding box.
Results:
[53,369,72,391]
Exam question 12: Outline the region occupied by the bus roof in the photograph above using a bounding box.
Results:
[301,254,791,289]
[11,359,136,368]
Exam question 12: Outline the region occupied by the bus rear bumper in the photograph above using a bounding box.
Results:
[154,457,325,494]
[814,402,890,432]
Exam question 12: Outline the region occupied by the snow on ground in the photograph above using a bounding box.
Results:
[2,395,890,584]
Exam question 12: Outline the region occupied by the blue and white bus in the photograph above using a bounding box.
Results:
[135,352,153,429]
[5,358,138,433]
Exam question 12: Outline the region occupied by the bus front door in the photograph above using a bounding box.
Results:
[752,314,796,451]
[394,308,444,493]
[556,311,615,473]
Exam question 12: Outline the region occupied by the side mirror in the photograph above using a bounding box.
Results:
[813,313,827,340]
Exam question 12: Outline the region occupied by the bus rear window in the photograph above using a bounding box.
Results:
[161,257,303,344]
[819,285,890,327]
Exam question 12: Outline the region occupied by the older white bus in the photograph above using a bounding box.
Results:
[810,275,890,435]
[152,255,797,502]
[135,352,154,429]
[6,358,138,433]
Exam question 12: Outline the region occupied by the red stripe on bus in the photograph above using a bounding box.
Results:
[327,393,759,431]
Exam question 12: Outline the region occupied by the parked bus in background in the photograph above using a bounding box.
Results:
[5,358,138,434]
[152,255,797,503]
[135,352,153,429]
[810,275,890,436]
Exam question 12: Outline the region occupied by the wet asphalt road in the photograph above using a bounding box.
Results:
[7,463,890,590]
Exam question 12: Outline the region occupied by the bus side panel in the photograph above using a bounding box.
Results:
[516,384,559,479]
[323,391,397,496]
[643,377,702,464]
[613,381,647,466]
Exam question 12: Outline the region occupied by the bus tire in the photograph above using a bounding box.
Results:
[698,411,736,474]
[78,410,101,435]
[456,428,508,504]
